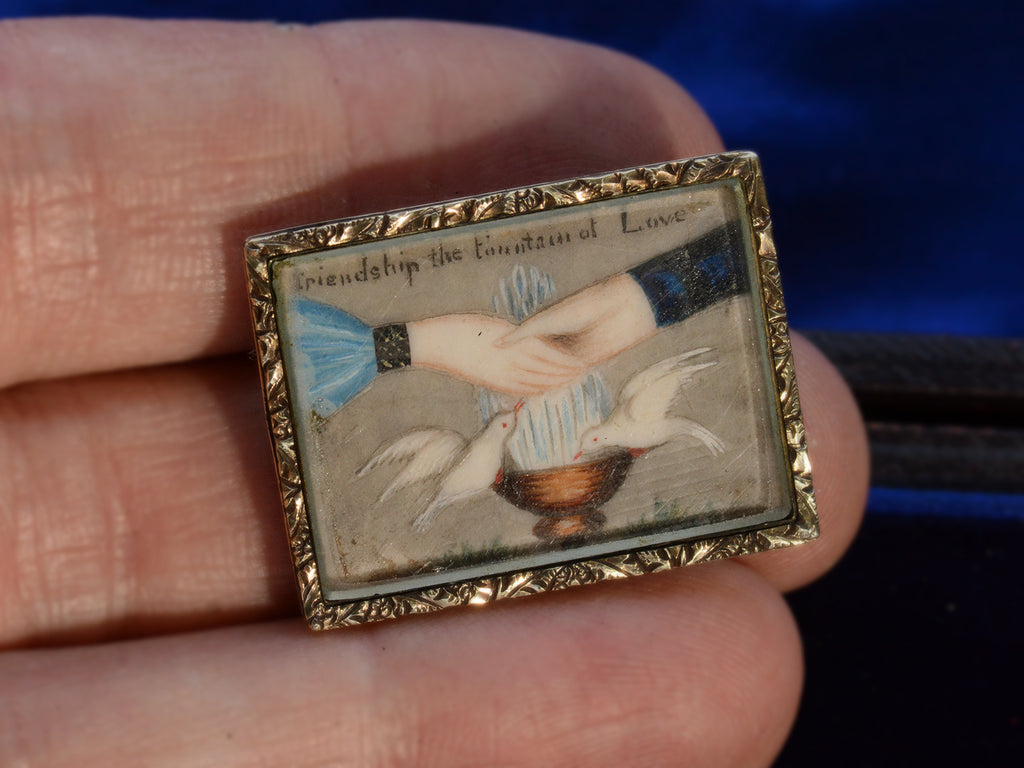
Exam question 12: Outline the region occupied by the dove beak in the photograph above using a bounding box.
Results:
[513,399,525,414]
[572,451,582,462]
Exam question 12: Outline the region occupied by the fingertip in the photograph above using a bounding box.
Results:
[741,332,869,591]
[5,564,801,768]
[497,327,525,347]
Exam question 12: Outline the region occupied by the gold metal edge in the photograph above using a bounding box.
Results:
[244,151,818,630]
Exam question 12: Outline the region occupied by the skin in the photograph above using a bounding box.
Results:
[500,273,660,368]
[408,314,586,394]
[415,259,663,396]
[0,18,869,768]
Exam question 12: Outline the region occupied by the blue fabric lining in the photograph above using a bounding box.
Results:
[869,488,1024,521]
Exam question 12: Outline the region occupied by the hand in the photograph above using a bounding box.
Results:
[408,314,589,395]
[0,18,868,767]
[500,273,659,369]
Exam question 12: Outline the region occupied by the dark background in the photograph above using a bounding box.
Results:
[3,2,1021,764]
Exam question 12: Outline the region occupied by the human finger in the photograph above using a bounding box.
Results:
[737,333,869,591]
[519,342,588,374]
[0,18,721,388]
[508,366,586,393]
[497,375,571,396]
[0,562,801,768]
[500,307,594,347]
[0,335,864,646]
[509,357,584,383]
[0,357,296,648]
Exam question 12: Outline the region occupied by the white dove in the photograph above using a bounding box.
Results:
[358,401,524,532]
[574,348,724,461]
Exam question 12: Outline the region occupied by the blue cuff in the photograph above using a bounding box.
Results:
[626,223,749,327]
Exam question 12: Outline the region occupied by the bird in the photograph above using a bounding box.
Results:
[573,348,724,461]
[357,400,524,532]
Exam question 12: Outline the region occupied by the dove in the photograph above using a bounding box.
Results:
[573,348,724,461]
[358,401,524,532]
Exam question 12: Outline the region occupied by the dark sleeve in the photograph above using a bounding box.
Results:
[372,323,412,372]
[626,223,750,327]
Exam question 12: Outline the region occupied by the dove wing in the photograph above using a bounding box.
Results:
[620,350,717,422]
[622,372,687,423]
[618,348,712,404]
[358,429,466,478]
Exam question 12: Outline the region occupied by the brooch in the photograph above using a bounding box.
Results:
[245,151,817,629]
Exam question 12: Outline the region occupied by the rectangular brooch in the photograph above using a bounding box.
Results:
[245,151,817,629]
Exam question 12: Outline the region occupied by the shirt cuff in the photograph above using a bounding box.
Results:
[372,323,412,372]
[626,223,749,327]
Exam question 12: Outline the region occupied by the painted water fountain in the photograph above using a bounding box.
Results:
[482,266,634,543]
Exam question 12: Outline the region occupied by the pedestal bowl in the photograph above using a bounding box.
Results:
[494,450,634,543]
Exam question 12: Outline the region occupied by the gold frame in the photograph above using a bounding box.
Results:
[245,151,817,629]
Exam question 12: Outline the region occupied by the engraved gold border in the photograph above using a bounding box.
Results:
[245,151,817,629]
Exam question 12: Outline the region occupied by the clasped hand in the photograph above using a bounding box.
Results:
[408,274,659,395]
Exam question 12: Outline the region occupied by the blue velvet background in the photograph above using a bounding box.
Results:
[2,2,1021,763]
